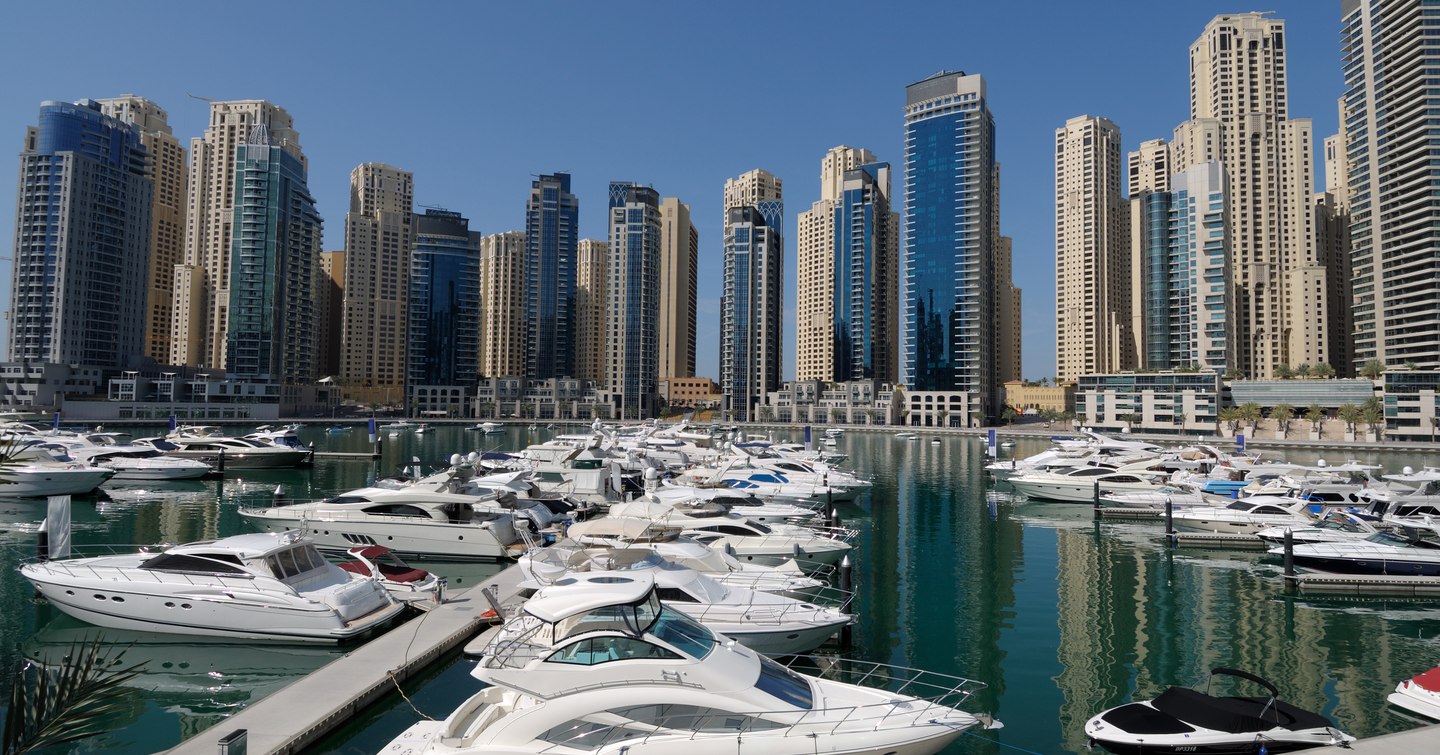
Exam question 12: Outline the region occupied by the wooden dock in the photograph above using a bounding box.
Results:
[1093,506,1165,521]
[163,565,526,755]
[311,450,381,460]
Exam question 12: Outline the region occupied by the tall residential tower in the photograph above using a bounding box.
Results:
[8,100,151,368]
[607,183,663,418]
[524,173,579,380]
[658,197,698,380]
[720,170,783,421]
[903,71,1000,421]
[341,163,413,399]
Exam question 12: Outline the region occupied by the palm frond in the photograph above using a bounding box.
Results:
[3,635,146,754]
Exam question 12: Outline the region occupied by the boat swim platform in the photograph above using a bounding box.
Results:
[1309,722,1440,752]
[1283,572,1440,598]
[164,564,527,755]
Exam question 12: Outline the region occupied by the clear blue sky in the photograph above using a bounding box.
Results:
[0,1,1344,382]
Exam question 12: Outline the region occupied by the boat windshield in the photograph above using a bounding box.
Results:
[1365,532,1413,547]
[647,607,715,659]
[754,655,814,710]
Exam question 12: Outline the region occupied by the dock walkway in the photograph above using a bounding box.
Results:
[164,565,526,755]
[1311,723,1440,751]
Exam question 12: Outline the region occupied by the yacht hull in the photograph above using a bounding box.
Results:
[1389,678,1440,721]
[241,514,516,562]
[163,449,309,469]
[0,469,114,497]
[23,575,402,643]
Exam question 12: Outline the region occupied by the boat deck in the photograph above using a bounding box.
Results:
[163,564,527,755]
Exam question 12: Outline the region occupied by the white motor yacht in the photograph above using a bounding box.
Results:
[238,486,556,561]
[1266,530,1440,576]
[0,440,116,496]
[647,484,819,525]
[1007,464,1170,503]
[570,513,852,572]
[1085,667,1353,754]
[49,433,212,481]
[385,573,995,755]
[245,423,305,449]
[1389,666,1440,721]
[20,531,402,642]
[1255,510,1383,545]
[518,546,851,655]
[1168,496,1316,535]
[139,430,311,469]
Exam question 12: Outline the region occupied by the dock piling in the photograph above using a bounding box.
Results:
[1284,529,1295,577]
[216,448,225,473]
[1165,496,1176,548]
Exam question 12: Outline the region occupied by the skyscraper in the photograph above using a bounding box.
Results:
[797,147,899,383]
[8,99,151,368]
[224,133,323,382]
[903,71,1000,420]
[996,235,1023,385]
[341,163,413,399]
[1174,13,1315,378]
[1342,0,1440,369]
[173,100,303,371]
[317,251,345,379]
[524,173,579,380]
[479,231,527,379]
[721,170,783,421]
[1137,162,1234,372]
[606,183,662,419]
[408,209,480,389]
[658,197,698,380]
[96,95,186,365]
[1055,116,1129,382]
[574,239,609,384]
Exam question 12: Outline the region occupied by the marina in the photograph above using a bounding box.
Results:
[2,424,1440,752]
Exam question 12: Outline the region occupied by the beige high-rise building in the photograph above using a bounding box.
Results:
[1055,115,1130,382]
[96,96,186,365]
[796,146,876,382]
[317,251,345,378]
[575,239,609,384]
[1128,139,1171,194]
[1174,13,1315,378]
[658,198,698,379]
[340,164,413,398]
[479,231,527,379]
[721,170,784,421]
[171,100,303,370]
[996,236,1022,384]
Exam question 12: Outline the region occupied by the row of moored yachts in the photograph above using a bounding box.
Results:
[994,430,1440,577]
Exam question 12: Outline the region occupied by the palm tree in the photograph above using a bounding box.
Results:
[1361,404,1385,439]
[4,637,145,754]
[1337,403,1362,435]
[1218,406,1241,434]
[1294,363,1311,380]
[1237,402,1263,432]
[1359,359,1386,380]
[758,405,774,423]
[936,409,949,428]
[1001,405,1018,426]
[1309,363,1336,379]
[1224,367,1245,381]
[1271,404,1294,438]
[1120,413,1140,432]
[1305,404,1326,435]
[1432,416,1439,444]
[1275,363,1294,380]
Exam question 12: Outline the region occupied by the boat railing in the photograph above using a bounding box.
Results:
[22,556,303,596]
[675,599,849,627]
[799,523,860,544]
[527,656,985,749]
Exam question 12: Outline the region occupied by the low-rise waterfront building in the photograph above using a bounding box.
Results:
[1075,372,1221,435]
[902,390,977,428]
[763,380,900,425]
[1003,380,1075,415]
[1382,370,1440,442]
[660,377,719,409]
[471,377,610,420]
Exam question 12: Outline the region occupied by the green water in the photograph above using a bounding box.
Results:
[3,425,1439,753]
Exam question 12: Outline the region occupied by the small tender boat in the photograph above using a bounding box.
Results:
[1389,666,1440,721]
[20,532,403,642]
[1085,667,1354,754]
[894,432,919,440]
[337,545,440,601]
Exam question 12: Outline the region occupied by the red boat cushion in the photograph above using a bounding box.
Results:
[1413,666,1440,692]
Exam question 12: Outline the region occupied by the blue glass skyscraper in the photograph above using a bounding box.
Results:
[408,209,481,388]
[903,71,998,420]
[8,100,152,368]
[225,132,323,383]
[524,173,579,380]
[833,162,897,382]
[606,182,662,419]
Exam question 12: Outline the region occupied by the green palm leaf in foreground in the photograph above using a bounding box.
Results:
[3,637,146,754]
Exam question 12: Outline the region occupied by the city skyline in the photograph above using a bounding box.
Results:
[0,2,1345,381]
